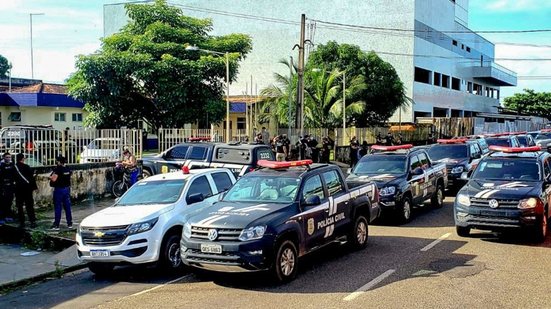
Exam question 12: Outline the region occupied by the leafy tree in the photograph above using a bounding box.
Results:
[259,59,297,128]
[67,0,252,129]
[503,89,551,117]
[0,54,10,78]
[306,41,406,127]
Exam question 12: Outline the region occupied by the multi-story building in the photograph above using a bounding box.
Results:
[104,0,516,123]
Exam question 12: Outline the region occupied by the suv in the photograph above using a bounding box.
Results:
[181,160,379,282]
[426,139,482,191]
[142,142,274,178]
[346,144,447,223]
[454,145,550,242]
[484,134,521,148]
[76,168,236,276]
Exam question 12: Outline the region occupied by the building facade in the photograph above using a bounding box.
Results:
[104,0,516,124]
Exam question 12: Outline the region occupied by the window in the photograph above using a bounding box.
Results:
[544,160,551,179]
[442,75,450,88]
[72,113,83,122]
[433,72,441,86]
[417,153,430,169]
[414,67,431,84]
[54,112,66,122]
[322,170,344,196]
[8,112,21,122]
[467,82,473,93]
[466,47,471,53]
[237,117,245,130]
[451,77,461,91]
[212,172,233,193]
[167,145,189,159]
[410,155,421,171]
[302,175,326,201]
[474,84,483,95]
[452,40,458,46]
[470,144,481,157]
[186,176,213,201]
[461,44,465,50]
[188,146,207,160]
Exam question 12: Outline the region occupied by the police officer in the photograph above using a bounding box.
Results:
[14,153,37,228]
[0,152,16,224]
[49,155,72,230]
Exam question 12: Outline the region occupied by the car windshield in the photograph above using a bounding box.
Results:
[427,145,468,161]
[535,133,551,140]
[223,176,300,203]
[516,136,528,146]
[353,156,407,175]
[485,138,510,147]
[116,179,187,205]
[472,159,540,181]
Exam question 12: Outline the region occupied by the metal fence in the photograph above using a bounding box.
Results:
[158,128,249,152]
[0,127,142,167]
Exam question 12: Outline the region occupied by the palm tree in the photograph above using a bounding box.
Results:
[258,58,297,128]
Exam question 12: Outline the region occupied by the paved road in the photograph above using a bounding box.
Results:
[2,197,551,309]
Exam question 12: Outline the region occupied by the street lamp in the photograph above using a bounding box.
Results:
[186,45,231,143]
[30,13,45,79]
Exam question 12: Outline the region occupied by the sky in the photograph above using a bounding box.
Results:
[0,0,549,100]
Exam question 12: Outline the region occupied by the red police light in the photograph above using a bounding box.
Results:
[437,139,468,144]
[257,160,313,169]
[371,144,413,151]
[182,166,190,174]
[489,146,541,153]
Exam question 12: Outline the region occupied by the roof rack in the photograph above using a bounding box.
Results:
[489,146,541,153]
[257,159,312,169]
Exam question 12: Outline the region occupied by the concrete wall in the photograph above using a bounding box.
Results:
[0,106,87,130]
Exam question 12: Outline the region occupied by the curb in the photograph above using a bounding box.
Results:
[0,262,88,292]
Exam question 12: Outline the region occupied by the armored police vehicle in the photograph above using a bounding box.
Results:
[181,160,379,282]
[454,145,551,242]
[346,144,447,223]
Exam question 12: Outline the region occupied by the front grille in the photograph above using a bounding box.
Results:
[184,249,241,264]
[81,225,129,246]
[190,226,242,241]
[470,198,519,209]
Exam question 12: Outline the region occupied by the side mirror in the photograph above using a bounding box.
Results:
[187,193,205,205]
[218,191,227,201]
[473,153,481,159]
[304,195,321,207]
[411,168,424,176]
[460,172,470,181]
[346,168,352,175]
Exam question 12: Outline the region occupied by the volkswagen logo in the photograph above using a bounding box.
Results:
[489,199,499,209]
[207,229,218,241]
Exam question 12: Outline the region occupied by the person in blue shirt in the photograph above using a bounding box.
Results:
[49,155,72,230]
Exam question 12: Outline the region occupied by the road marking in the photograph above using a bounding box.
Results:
[420,233,451,252]
[126,274,192,298]
[343,269,396,301]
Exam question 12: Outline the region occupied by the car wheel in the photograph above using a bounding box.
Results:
[431,184,444,209]
[533,213,548,243]
[272,240,298,283]
[88,262,115,277]
[161,234,183,270]
[398,196,412,224]
[112,180,127,198]
[456,226,471,237]
[349,215,369,250]
[142,169,152,179]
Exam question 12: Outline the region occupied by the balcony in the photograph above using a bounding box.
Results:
[471,61,517,87]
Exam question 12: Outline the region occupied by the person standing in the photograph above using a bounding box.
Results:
[321,137,331,163]
[0,152,16,224]
[261,127,270,146]
[274,136,286,162]
[359,141,369,158]
[395,133,403,145]
[385,132,395,146]
[122,148,139,186]
[49,155,73,230]
[281,134,290,159]
[308,136,319,163]
[376,132,383,145]
[349,136,360,168]
[13,153,37,228]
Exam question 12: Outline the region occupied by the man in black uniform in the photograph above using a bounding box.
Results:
[321,137,331,163]
[349,136,360,167]
[13,153,37,228]
[49,155,73,230]
[0,152,16,224]
[308,135,319,163]
[385,132,395,146]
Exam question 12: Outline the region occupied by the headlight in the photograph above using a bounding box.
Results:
[518,198,540,209]
[451,166,464,174]
[457,194,471,207]
[238,225,266,241]
[379,186,396,196]
[127,218,158,235]
[183,222,191,239]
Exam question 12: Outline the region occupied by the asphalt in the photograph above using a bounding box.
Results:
[2,196,551,309]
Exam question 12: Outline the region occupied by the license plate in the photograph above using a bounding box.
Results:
[90,249,110,257]
[201,244,222,254]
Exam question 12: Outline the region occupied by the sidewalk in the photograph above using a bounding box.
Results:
[0,197,115,290]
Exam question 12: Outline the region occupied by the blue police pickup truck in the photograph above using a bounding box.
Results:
[180,160,379,282]
[454,145,551,242]
[346,144,447,223]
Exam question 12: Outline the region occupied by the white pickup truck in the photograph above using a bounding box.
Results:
[76,168,236,276]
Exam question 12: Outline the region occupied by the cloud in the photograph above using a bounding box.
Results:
[474,0,551,12]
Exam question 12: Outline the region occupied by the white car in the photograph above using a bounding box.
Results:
[79,138,122,163]
[76,168,236,276]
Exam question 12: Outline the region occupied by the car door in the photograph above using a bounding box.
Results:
[185,175,217,206]
[186,146,209,169]
[299,174,329,251]
[417,152,435,198]
[158,145,189,173]
[321,170,350,239]
[210,171,235,194]
[408,154,425,204]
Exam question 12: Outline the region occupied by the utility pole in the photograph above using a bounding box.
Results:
[250,75,254,136]
[296,14,306,137]
[288,56,293,139]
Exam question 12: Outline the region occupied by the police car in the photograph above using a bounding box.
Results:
[426,139,483,191]
[346,144,447,223]
[180,160,379,283]
[484,133,521,148]
[454,145,551,242]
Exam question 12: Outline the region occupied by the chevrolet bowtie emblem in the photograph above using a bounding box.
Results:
[94,231,105,237]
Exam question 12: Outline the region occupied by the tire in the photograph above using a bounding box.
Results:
[456,226,471,237]
[88,262,115,277]
[431,184,444,209]
[349,215,369,250]
[160,234,183,270]
[533,213,548,243]
[142,169,152,179]
[112,180,128,198]
[272,240,298,283]
[398,196,412,224]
